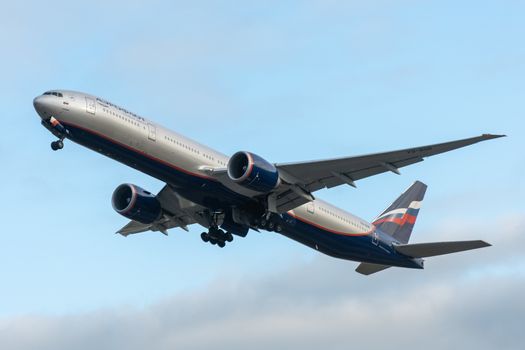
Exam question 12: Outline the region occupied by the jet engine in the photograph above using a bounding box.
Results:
[111,184,161,224]
[227,151,280,193]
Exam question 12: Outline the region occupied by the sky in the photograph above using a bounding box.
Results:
[1,0,524,348]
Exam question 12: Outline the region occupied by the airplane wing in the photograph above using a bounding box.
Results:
[271,134,504,212]
[117,185,207,236]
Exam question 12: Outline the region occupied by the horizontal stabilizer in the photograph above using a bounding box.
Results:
[355,262,392,275]
[394,240,491,258]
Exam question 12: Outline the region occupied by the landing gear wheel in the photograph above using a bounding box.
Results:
[217,241,225,248]
[268,222,275,230]
[225,232,233,242]
[275,224,283,233]
[200,232,209,242]
[51,140,64,151]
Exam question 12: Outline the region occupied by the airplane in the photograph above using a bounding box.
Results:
[33,90,504,275]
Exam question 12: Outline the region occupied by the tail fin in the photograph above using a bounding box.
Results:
[372,181,427,243]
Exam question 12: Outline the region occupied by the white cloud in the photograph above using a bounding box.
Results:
[1,214,523,350]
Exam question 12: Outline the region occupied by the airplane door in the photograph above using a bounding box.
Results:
[307,202,315,214]
[372,232,379,246]
[85,97,96,115]
[148,123,156,141]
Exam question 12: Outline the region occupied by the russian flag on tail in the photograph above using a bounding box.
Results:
[372,181,427,244]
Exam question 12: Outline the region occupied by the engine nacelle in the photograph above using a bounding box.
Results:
[227,151,280,193]
[111,184,161,224]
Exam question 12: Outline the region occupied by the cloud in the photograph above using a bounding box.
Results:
[1,214,524,350]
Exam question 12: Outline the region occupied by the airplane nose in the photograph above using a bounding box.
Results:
[33,95,53,119]
[33,96,43,112]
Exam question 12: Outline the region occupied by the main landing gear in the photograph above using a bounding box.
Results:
[257,214,283,233]
[200,227,234,248]
[51,139,64,151]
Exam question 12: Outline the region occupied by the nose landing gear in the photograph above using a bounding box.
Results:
[51,140,64,151]
[41,117,67,151]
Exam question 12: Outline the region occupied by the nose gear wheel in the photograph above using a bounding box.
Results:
[51,140,64,151]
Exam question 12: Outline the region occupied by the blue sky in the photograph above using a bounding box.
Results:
[1,1,524,348]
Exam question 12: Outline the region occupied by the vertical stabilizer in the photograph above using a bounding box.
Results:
[372,181,427,243]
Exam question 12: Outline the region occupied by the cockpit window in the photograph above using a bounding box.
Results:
[43,91,63,97]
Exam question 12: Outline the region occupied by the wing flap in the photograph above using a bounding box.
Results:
[117,220,152,236]
[273,188,312,213]
[394,240,491,258]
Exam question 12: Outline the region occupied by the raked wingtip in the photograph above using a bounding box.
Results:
[481,133,506,139]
